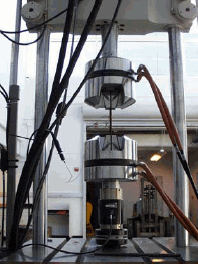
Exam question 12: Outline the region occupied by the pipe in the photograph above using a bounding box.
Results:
[33,26,50,245]
[6,0,22,246]
[168,26,189,247]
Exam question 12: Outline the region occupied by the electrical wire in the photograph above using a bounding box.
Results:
[0,0,84,35]
[20,213,113,255]
[138,162,198,241]
[1,26,46,46]
[137,65,198,200]
[9,0,121,251]
[66,167,82,183]
[49,0,123,131]
[19,0,77,245]
[0,91,8,103]
[0,84,8,100]
[1,172,5,248]
[0,9,67,34]
[26,130,38,159]
[14,1,89,248]
[0,144,5,150]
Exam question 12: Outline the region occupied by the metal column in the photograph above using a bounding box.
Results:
[33,27,50,245]
[6,0,22,245]
[168,26,189,247]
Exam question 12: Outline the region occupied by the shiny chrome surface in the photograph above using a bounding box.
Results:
[84,135,138,182]
[100,224,123,229]
[101,24,118,57]
[84,57,136,109]
[33,26,51,245]
[168,26,189,247]
[101,181,123,200]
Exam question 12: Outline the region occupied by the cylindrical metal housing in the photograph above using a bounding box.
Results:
[84,135,138,182]
[96,180,127,246]
[101,24,118,57]
[84,57,136,109]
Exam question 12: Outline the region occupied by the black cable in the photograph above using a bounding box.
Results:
[10,1,104,248]
[49,0,123,132]
[175,146,198,199]
[0,0,85,35]
[0,9,65,34]
[1,26,46,46]
[0,84,8,100]
[0,144,5,150]
[49,1,75,98]
[19,0,76,246]
[9,134,34,141]
[9,0,105,251]
[19,0,122,245]
[26,129,38,159]
[1,172,5,248]
[20,214,113,255]
[0,91,9,103]
[8,1,79,250]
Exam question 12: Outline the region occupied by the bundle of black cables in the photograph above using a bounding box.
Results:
[8,0,123,252]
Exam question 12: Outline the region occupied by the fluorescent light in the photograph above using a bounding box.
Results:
[150,154,162,161]
[150,148,166,162]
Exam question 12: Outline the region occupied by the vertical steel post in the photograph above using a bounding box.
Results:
[33,27,50,245]
[168,26,189,247]
[6,0,22,245]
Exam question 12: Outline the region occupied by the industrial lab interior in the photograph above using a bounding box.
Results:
[0,0,198,262]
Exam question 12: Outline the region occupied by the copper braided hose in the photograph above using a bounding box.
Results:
[137,71,177,147]
[138,168,191,235]
[155,85,183,151]
[139,65,183,151]
[138,162,198,241]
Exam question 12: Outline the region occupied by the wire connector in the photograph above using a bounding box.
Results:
[56,102,67,124]
[50,132,65,162]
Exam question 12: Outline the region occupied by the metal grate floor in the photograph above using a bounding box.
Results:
[1,237,198,262]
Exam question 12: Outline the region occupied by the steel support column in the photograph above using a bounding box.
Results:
[168,26,189,247]
[6,0,22,245]
[33,27,50,245]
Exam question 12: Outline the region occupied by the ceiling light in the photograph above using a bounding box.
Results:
[150,148,166,162]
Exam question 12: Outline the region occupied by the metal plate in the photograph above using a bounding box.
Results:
[24,0,193,34]
[1,237,198,262]
[50,238,86,262]
[133,237,178,262]
[1,238,66,262]
[153,237,198,262]
[82,238,144,262]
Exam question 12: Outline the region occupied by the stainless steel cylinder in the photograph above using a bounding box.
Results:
[84,135,138,182]
[101,24,118,57]
[101,181,123,200]
[84,57,136,109]
[96,180,127,246]
[168,26,189,247]
[84,23,136,110]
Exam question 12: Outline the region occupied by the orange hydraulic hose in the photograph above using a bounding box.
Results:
[155,85,183,151]
[137,71,177,147]
[138,162,198,241]
[137,65,183,151]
